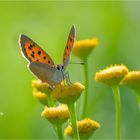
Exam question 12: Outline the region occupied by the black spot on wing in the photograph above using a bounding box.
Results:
[38,51,41,55]
[30,44,34,47]
[31,54,35,58]
[28,46,32,50]
[28,44,34,50]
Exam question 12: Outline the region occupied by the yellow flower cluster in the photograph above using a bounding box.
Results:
[121,71,140,92]
[41,104,69,119]
[32,80,52,105]
[121,71,140,107]
[64,118,100,139]
[73,38,98,59]
[95,64,128,87]
[52,82,85,104]
[29,28,100,139]
[41,104,69,126]
[32,80,50,92]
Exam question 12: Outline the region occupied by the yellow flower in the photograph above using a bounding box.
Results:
[32,80,51,93]
[121,71,140,107]
[41,104,69,126]
[73,38,98,59]
[33,90,48,105]
[32,80,52,105]
[95,64,128,87]
[52,82,85,104]
[121,71,140,92]
[64,118,100,139]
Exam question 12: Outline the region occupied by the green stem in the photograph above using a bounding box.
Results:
[56,125,64,139]
[112,86,121,140]
[47,93,55,107]
[81,58,89,119]
[136,93,140,109]
[67,103,80,140]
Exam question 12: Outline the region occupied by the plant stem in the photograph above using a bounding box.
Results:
[47,93,55,107]
[136,93,140,109]
[81,58,89,119]
[56,125,64,139]
[112,86,121,140]
[67,103,80,140]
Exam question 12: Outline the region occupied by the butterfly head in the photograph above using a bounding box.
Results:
[56,64,64,71]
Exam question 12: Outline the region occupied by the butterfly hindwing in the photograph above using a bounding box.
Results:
[19,34,54,66]
[28,62,56,86]
[63,25,76,69]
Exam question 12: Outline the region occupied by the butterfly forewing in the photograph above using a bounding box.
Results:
[19,34,54,66]
[63,25,76,69]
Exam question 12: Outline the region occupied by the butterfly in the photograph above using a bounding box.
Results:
[19,25,76,88]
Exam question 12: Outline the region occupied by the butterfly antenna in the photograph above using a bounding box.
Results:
[69,62,85,65]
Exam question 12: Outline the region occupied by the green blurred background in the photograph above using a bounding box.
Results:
[0,1,140,139]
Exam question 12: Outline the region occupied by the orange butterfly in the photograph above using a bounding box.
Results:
[19,25,76,88]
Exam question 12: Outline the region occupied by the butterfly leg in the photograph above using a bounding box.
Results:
[49,85,55,90]
[65,71,72,85]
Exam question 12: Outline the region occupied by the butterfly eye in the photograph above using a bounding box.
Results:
[57,65,60,70]
[61,65,64,69]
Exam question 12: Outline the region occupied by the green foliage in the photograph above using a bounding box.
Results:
[0,1,140,139]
